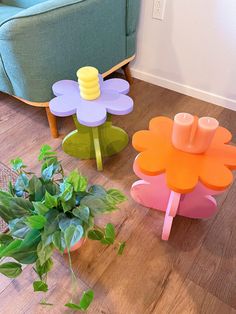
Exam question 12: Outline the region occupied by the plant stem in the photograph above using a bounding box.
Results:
[67,251,77,297]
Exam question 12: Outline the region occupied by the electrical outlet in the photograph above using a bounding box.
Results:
[153,0,166,20]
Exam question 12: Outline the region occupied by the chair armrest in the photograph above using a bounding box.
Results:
[0,0,127,102]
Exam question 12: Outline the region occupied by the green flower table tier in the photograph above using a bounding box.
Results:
[49,67,134,171]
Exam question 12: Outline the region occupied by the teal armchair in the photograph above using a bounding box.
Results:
[0,0,140,137]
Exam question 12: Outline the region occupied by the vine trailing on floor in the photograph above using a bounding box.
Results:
[0,145,127,311]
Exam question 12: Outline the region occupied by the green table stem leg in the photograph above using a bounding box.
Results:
[92,127,103,171]
[73,114,81,130]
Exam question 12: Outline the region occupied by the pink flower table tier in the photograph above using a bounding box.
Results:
[131,113,236,240]
[49,67,133,171]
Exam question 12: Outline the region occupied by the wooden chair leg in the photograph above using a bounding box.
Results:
[45,107,59,138]
[122,63,133,85]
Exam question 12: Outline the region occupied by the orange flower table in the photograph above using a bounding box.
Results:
[131,114,236,240]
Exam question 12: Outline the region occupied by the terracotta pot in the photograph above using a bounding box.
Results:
[63,238,85,254]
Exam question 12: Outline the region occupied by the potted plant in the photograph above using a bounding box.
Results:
[0,145,126,311]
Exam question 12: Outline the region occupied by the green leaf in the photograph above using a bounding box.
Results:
[87,229,104,241]
[44,191,58,208]
[35,258,53,279]
[9,229,41,264]
[26,215,46,230]
[65,289,94,311]
[33,280,48,292]
[0,239,22,257]
[15,174,29,192]
[100,238,114,245]
[10,158,26,172]
[59,182,73,202]
[33,202,49,215]
[88,185,106,196]
[117,242,126,255]
[59,217,82,232]
[10,197,33,215]
[44,182,59,196]
[105,223,115,243]
[28,175,44,202]
[0,234,13,246]
[39,301,53,306]
[0,262,22,278]
[72,205,90,223]
[65,303,81,310]
[61,195,76,213]
[79,289,94,310]
[41,209,60,245]
[66,170,88,192]
[9,218,30,238]
[107,189,127,204]
[8,181,15,196]
[37,242,54,266]
[0,191,19,223]
[80,194,117,215]
[38,145,56,161]
[41,164,54,182]
[52,231,66,252]
[0,193,32,224]
[64,225,83,249]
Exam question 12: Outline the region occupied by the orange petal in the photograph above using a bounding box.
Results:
[166,159,199,194]
[211,127,232,146]
[149,116,173,138]
[199,160,233,191]
[221,145,236,169]
[136,150,166,176]
[132,130,158,152]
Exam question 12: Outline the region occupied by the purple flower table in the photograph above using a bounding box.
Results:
[49,67,133,170]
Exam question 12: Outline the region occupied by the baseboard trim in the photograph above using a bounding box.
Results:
[131,68,236,111]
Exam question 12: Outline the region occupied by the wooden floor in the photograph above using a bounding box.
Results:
[0,78,236,314]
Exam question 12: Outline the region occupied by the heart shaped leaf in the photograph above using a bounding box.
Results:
[0,262,22,278]
[64,225,83,249]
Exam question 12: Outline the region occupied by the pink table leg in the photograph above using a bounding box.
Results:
[162,191,181,241]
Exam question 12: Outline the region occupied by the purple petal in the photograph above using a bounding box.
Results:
[98,74,104,87]
[102,78,130,94]
[76,101,107,127]
[96,90,133,115]
[49,95,79,117]
[52,80,80,96]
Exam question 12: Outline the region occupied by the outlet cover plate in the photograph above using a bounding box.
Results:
[153,0,166,20]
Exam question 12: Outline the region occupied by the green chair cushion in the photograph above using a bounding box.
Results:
[0,54,12,94]
[1,0,47,8]
[0,4,23,24]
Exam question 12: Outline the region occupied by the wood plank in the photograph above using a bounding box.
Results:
[187,180,236,308]
[153,279,235,314]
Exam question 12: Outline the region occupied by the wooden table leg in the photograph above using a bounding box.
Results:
[122,63,133,85]
[46,107,59,138]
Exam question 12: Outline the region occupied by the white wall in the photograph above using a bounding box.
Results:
[131,0,236,110]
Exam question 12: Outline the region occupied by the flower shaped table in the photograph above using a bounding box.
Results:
[50,67,133,170]
[131,114,236,240]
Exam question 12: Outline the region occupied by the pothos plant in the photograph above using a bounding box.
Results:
[0,145,126,311]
